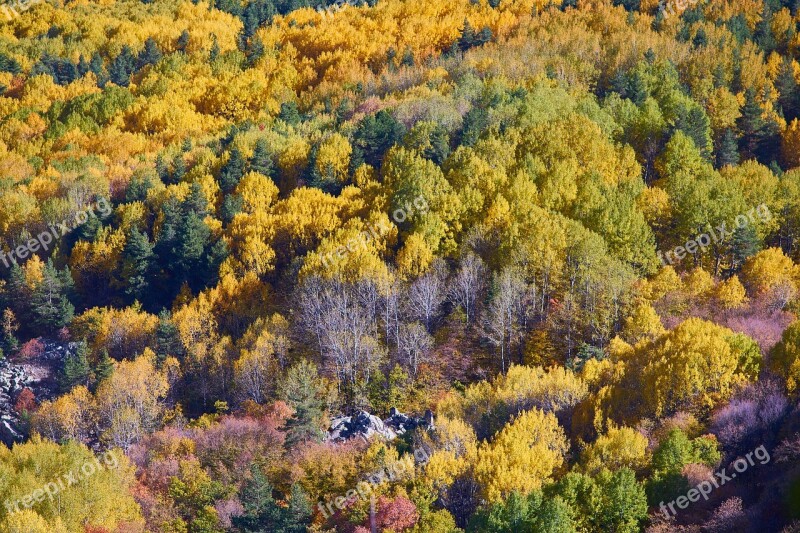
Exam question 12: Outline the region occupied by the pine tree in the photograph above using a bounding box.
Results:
[156,154,170,183]
[156,310,183,364]
[89,52,108,86]
[0,53,20,74]
[245,36,265,66]
[172,155,186,183]
[93,349,114,390]
[776,58,798,120]
[283,484,312,533]
[220,147,246,193]
[716,128,739,168]
[60,341,90,392]
[755,7,777,53]
[401,46,414,67]
[31,261,74,334]
[279,101,301,125]
[232,464,282,532]
[137,37,162,69]
[77,54,89,77]
[177,30,191,52]
[676,106,712,159]
[121,228,157,307]
[280,361,325,449]
[459,19,476,51]
[738,87,765,161]
[732,225,761,270]
[210,38,221,61]
[221,194,244,224]
[109,46,135,87]
[477,26,492,46]
[250,139,274,177]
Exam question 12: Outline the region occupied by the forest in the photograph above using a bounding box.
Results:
[2,0,800,531]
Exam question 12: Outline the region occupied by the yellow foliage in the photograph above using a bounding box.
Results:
[715,275,749,310]
[578,426,649,475]
[741,247,799,296]
[475,408,568,503]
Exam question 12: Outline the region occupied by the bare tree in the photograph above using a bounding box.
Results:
[406,259,447,332]
[298,277,386,401]
[398,321,434,376]
[482,267,527,372]
[447,253,485,325]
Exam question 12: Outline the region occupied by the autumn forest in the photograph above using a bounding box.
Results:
[2,0,800,531]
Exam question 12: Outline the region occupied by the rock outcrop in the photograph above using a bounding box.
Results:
[0,339,75,446]
[325,408,435,443]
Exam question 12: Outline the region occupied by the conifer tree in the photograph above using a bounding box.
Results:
[31,261,74,334]
[250,139,274,177]
[121,227,157,307]
[60,341,90,392]
[220,147,246,193]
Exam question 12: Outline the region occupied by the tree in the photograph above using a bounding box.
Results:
[30,261,74,334]
[579,426,649,475]
[351,110,405,170]
[776,57,799,120]
[93,349,114,390]
[467,490,575,533]
[0,438,142,531]
[474,408,568,503]
[251,138,274,177]
[279,360,327,448]
[741,247,798,296]
[220,147,246,193]
[447,253,485,324]
[406,260,447,332]
[398,322,433,377]
[617,318,760,420]
[482,267,528,371]
[109,46,135,87]
[233,464,311,533]
[60,341,90,393]
[137,37,162,68]
[155,310,183,364]
[716,128,740,168]
[177,29,190,52]
[459,19,476,51]
[120,227,157,307]
[772,321,800,393]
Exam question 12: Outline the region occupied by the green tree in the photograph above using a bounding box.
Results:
[93,348,115,390]
[220,147,246,193]
[716,128,740,168]
[279,360,326,449]
[60,341,90,393]
[120,228,157,307]
[31,261,75,334]
[250,138,274,178]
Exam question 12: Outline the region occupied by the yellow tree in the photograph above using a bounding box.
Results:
[474,408,568,503]
[578,426,649,475]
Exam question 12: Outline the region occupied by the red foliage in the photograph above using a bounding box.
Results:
[371,495,419,532]
[84,526,110,533]
[16,338,44,360]
[13,388,36,413]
